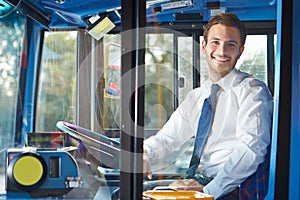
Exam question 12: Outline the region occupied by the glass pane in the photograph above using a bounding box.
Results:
[237,35,267,83]
[178,36,193,104]
[199,36,209,86]
[0,13,25,193]
[145,34,174,130]
[103,35,121,131]
[144,36,195,177]
[36,31,117,199]
[35,31,77,131]
[103,33,175,131]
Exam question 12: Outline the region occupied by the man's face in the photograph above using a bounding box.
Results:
[202,24,244,80]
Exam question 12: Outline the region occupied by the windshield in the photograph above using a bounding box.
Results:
[0,11,25,193]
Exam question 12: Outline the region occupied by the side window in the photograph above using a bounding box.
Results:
[103,43,121,131]
[103,33,176,132]
[237,35,268,83]
[36,31,77,131]
[145,34,174,130]
[178,36,193,104]
[0,13,25,192]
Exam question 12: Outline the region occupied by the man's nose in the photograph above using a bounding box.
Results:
[216,43,226,55]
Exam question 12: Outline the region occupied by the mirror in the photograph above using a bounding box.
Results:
[0,0,18,18]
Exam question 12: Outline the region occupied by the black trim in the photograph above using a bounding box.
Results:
[175,13,204,21]
[5,0,51,29]
[120,0,146,200]
[32,28,45,132]
[111,20,276,35]
[192,33,201,88]
[173,34,179,109]
[206,2,220,9]
[267,34,275,96]
[274,1,293,199]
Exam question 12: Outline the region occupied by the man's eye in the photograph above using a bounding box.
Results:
[211,41,219,45]
[228,43,238,47]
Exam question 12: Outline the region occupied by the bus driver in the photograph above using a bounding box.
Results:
[143,13,273,200]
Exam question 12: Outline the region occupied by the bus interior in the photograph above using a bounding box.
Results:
[0,0,299,199]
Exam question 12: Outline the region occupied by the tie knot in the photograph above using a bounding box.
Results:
[211,84,220,96]
[210,84,220,108]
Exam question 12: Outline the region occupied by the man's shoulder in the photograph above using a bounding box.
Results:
[234,69,267,88]
[233,70,273,101]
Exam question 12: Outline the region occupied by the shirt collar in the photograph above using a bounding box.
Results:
[217,68,238,91]
[206,68,238,92]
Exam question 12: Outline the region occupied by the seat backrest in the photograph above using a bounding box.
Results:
[239,145,271,200]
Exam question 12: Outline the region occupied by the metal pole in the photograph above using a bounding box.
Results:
[120,0,146,199]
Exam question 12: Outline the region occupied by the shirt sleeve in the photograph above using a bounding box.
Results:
[144,90,199,161]
[203,79,273,199]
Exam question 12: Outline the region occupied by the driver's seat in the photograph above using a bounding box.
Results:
[239,145,271,200]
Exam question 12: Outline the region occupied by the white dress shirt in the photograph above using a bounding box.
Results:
[144,68,273,198]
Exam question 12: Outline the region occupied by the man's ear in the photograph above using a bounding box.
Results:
[238,46,245,58]
[201,40,207,53]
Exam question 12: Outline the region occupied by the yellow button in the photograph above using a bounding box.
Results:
[13,155,44,186]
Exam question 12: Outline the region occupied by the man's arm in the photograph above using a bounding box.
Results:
[204,80,273,198]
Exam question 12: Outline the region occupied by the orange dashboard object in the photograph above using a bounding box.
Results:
[143,190,214,200]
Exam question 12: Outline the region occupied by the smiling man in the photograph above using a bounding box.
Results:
[143,13,273,200]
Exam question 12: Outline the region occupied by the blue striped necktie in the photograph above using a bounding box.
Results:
[185,84,220,179]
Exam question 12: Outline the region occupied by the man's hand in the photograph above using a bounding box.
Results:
[143,150,152,179]
[169,179,204,192]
